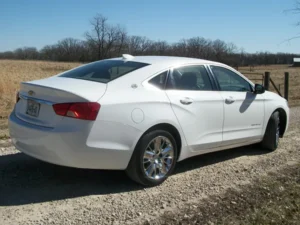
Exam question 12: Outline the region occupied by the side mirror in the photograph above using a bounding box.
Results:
[254,84,265,94]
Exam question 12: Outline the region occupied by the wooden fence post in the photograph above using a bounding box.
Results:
[284,72,289,101]
[264,72,270,90]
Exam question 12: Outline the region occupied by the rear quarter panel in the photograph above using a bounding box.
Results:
[87,83,188,163]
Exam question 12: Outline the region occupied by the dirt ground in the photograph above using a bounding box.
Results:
[0,107,299,225]
[159,162,300,225]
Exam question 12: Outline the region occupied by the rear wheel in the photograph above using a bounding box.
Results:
[261,111,280,151]
[126,130,177,186]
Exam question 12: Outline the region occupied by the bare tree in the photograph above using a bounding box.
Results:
[14,48,25,59]
[212,39,228,62]
[0,51,14,59]
[40,45,57,61]
[289,1,300,24]
[1,13,300,65]
[85,14,127,60]
[114,27,127,55]
[148,41,170,55]
[56,38,86,61]
[185,37,213,58]
[23,47,39,59]
[127,36,152,55]
[171,39,187,56]
[280,1,300,43]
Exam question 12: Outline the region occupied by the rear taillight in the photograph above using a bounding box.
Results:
[53,102,100,121]
[16,92,20,103]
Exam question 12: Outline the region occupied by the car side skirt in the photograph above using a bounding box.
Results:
[177,136,263,161]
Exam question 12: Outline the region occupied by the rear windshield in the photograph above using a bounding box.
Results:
[59,60,149,83]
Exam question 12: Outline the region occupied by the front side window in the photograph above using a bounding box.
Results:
[60,60,149,83]
[210,66,252,92]
[166,65,213,91]
[148,71,168,89]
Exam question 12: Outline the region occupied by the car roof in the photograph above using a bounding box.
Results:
[107,55,254,87]
[110,55,219,67]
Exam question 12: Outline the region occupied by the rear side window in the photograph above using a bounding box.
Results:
[166,65,213,91]
[60,60,149,83]
[148,71,168,89]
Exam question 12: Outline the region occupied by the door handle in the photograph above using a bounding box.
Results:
[225,96,235,104]
[180,98,193,105]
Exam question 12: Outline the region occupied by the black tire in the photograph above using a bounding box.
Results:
[126,130,178,186]
[261,111,280,151]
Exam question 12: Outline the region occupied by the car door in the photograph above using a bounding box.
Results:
[165,64,224,151]
[209,65,265,146]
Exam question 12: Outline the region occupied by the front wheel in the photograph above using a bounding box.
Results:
[261,111,280,151]
[126,130,177,186]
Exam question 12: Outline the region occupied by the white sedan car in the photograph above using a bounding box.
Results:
[9,55,289,186]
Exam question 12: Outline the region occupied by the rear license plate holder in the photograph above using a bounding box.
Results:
[26,100,40,117]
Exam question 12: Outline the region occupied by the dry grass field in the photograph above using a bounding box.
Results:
[0,60,300,138]
[238,64,300,107]
[0,60,81,137]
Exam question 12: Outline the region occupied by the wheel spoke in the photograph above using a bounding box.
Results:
[154,137,163,151]
[164,157,173,168]
[146,144,154,152]
[153,164,158,178]
[144,150,155,160]
[143,159,151,164]
[160,163,167,175]
[161,146,173,157]
[146,163,155,177]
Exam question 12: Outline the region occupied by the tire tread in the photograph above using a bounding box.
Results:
[261,111,280,151]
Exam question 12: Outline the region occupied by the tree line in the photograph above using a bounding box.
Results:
[0,14,299,66]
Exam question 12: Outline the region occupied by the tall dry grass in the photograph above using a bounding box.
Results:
[0,60,81,136]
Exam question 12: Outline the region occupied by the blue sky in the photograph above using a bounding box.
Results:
[0,0,299,53]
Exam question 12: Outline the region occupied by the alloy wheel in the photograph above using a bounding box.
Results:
[143,136,174,180]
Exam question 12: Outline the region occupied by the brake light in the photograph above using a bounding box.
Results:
[53,102,100,121]
[16,92,20,103]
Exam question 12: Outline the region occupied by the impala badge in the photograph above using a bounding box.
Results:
[28,90,35,96]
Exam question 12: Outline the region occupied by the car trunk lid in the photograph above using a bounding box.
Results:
[15,77,107,127]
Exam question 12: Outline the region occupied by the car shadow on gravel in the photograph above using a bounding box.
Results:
[175,144,268,174]
[0,145,269,206]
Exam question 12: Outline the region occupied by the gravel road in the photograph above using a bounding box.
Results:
[0,107,299,225]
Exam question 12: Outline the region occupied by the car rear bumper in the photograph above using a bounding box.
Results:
[8,111,138,170]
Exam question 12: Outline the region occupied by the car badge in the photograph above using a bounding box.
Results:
[28,90,35,96]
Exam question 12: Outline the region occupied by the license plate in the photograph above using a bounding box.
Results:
[26,100,40,117]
